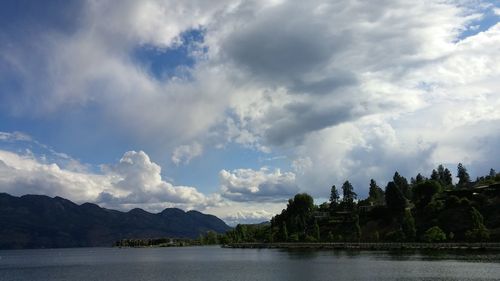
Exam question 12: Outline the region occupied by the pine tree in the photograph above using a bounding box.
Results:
[368,179,384,205]
[341,180,357,211]
[385,181,406,214]
[329,185,339,205]
[489,168,496,179]
[457,163,470,188]
[443,168,453,187]
[393,172,411,199]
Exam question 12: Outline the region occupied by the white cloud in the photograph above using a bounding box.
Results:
[219,167,299,202]
[0,132,32,142]
[221,209,274,226]
[0,150,110,201]
[0,148,221,211]
[0,0,499,205]
[204,201,286,226]
[171,142,203,165]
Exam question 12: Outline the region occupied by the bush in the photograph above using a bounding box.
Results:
[422,226,446,242]
[385,230,405,242]
[465,226,490,242]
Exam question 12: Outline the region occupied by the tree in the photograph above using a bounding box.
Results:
[329,185,340,211]
[422,226,446,242]
[368,179,384,205]
[313,219,320,241]
[412,180,442,209]
[431,165,453,188]
[443,168,453,187]
[290,193,314,216]
[341,180,357,210]
[393,172,411,199]
[385,181,406,214]
[457,163,470,188]
[466,207,489,241]
[401,210,416,241]
[489,168,496,179]
[279,222,288,241]
[341,180,357,202]
[430,169,439,181]
[415,173,425,184]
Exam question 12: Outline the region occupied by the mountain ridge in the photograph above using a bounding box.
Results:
[0,193,231,249]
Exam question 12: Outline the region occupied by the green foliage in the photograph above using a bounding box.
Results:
[464,207,490,242]
[457,163,471,188]
[465,226,490,242]
[385,230,405,242]
[341,181,357,210]
[413,180,442,209]
[385,181,406,214]
[329,185,340,212]
[289,233,299,242]
[313,219,320,241]
[401,210,416,241]
[422,226,447,242]
[415,173,425,184]
[431,165,453,188]
[393,172,411,199]
[368,179,385,205]
[222,164,500,245]
[279,222,288,241]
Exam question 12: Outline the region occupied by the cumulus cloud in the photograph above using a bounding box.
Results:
[0,150,110,201]
[221,209,274,226]
[99,150,215,208]
[0,0,499,204]
[0,148,220,211]
[171,142,203,165]
[219,167,299,202]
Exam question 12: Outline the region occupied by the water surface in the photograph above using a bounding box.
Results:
[1,246,499,280]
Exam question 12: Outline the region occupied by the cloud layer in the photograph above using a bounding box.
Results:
[0,0,499,220]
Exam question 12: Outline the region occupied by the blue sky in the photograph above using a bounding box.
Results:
[1,0,499,224]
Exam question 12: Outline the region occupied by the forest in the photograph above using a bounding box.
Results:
[217,164,500,244]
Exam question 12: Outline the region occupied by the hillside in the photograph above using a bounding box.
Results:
[0,193,231,249]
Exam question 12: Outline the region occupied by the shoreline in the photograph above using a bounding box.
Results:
[222,242,500,250]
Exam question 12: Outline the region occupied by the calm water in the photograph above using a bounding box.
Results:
[1,246,499,281]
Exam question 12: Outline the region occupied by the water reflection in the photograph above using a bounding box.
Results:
[0,247,499,281]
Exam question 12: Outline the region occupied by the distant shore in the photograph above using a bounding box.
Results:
[223,242,500,250]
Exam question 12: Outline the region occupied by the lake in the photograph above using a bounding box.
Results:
[1,246,499,281]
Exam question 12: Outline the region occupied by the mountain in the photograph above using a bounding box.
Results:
[0,193,231,249]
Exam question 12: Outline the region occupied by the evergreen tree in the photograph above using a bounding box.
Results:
[341,180,357,210]
[457,163,471,188]
[415,173,425,184]
[430,169,439,181]
[342,180,357,201]
[385,181,406,214]
[329,185,340,211]
[368,179,384,205]
[443,168,453,187]
[489,168,496,179]
[401,210,416,241]
[393,172,411,199]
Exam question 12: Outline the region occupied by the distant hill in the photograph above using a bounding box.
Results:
[0,193,231,249]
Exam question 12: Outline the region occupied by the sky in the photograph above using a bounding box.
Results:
[0,0,499,225]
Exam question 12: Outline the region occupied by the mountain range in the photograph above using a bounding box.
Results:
[0,193,231,249]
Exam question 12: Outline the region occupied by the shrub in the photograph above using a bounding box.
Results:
[422,226,446,242]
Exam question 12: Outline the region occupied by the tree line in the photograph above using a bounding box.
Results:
[222,164,500,244]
